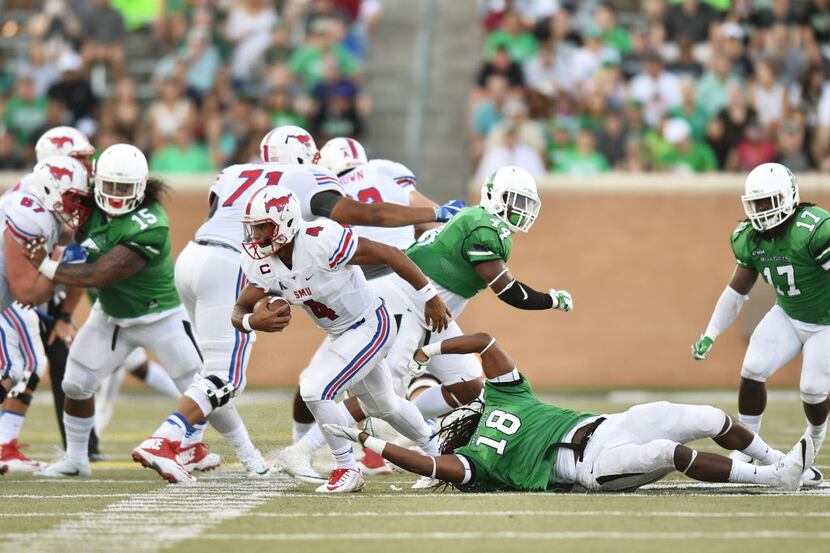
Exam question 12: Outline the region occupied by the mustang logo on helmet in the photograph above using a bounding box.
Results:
[286,134,313,146]
[48,136,75,149]
[265,195,291,214]
[46,164,74,181]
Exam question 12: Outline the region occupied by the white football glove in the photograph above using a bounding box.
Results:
[322,424,361,443]
[550,289,573,312]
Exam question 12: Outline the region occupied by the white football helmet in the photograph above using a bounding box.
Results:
[742,163,800,231]
[35,126,95,163]
[241,185,302,259]
[480,166,541,233]
[260,125,321,165]
[28,155,93,229]
[320,137,368,175]
[94,144,149,217]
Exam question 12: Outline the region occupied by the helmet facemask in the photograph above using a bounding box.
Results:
[242,220,292,259]
[57,189,94,229]
[95,177,146,216]
[500,189,541,233]
[742,186,799,232]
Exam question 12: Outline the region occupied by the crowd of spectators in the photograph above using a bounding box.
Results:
[472,0,830,177]
[0,0,381,173]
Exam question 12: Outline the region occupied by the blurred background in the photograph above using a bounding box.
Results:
[2,0,830,388]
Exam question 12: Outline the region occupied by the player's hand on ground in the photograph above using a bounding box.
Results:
[249,298,291,332]
[24,236,48,267]
[424,296,451,332]
[408,347,430,377]
[322,424,361,443]
[550,289,573,312]
[692,335,714,360]
[49,318,77,346]
[434,200,465,222]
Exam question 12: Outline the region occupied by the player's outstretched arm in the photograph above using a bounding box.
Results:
[412,332,515,381]
[328,196,463,227]
[409,190,441,236]
[692,266,758,360]
[28,241,147,288]
[231,283,291,333]
[349,236,452,331]
[3,229,55,305]
[474,258,572,312]
[323,424,467,484]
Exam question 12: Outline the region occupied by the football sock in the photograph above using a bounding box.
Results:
[412,386,454,419]
[332,445,358,470]
[181,420,207,448]
[95,368,126,435]
[292,421,314,443]
[738,413,762,434]
[302,405,356,450]
[305,399,354,461]
[806,420,827,453]
[0,410,24,443]
[381,397,439,456]
[739,434,782,465]
[209,404,259,462]
[153,412,190,442]
[64,413,94,464]
[728,459,776,485]
[142,362,180,398]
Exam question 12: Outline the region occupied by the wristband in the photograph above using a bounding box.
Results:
[38,258,59,280]
[242,313,254,332]
[57,312,72,323]
[421,341,442,358]
[363,435,387,455]
[417,282,438,302]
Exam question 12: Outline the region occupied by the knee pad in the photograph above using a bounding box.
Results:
[62,378,94,400]
[800,388,828,405]
[741,351,774,382]
[184,374,235,416]
[640,439,679,467]
[692,406,728,436]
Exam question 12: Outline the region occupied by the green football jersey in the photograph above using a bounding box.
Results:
[731,205,830,324]
[454,376,594,492]
[406,207,513,298]
[79,203,180,319]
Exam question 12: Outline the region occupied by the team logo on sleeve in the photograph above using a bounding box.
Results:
[264,195,291,213]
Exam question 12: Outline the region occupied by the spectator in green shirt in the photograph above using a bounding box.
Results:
[595,5,631,55]
[655,118,718,173]
[669,79,710,141]
[289,18,361,89]
[150,126,215,174]
[695,56,742,118]
[3,74,48,148]
[111,0,162,31]
[554,128,610,175]
[483,10,538,63]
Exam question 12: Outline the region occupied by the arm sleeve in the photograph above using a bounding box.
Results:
[461,227,506,264]
[319,223,357,271]
[704,286,748,340]
[496,281,555,310]
[122,227,167,262]
[309,190,344,218]
[4,199,50,244]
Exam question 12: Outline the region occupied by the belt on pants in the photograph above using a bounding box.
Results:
[193,239,241,254]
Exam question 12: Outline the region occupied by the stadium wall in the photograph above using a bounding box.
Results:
[4,172,823,390]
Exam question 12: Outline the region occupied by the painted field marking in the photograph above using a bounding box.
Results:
[202,530,830,541]
[243,510,830,519]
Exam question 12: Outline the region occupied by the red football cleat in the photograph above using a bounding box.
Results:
[132,437,195,483]
[0,440,47,472]
[176,442,221,473]
[358,447,392,475]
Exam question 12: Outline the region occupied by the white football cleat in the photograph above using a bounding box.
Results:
[728,450,754,463]
[0,440,47,471]
[315,467,365,493]
[177,442,221,473]
[801,465,824,487]
[771,436,814,491]
[132,437,195,484]
[240,447,270,478]
[274,441,327,484]
[35,454,91,478]
[411,475,440,489]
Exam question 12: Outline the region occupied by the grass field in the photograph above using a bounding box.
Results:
[1,389,828,553]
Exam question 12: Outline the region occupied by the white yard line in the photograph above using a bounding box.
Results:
[242,510,830,519]
[0,473,297,553]
[203,530,830,541]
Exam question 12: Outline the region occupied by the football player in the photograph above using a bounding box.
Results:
[692,162,829,486]
[327,332,814,493]
[23,144,204,478]
[0,155,93,471]
[232,186,450,493]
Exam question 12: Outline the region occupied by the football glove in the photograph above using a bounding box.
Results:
[692,335,714,360]
[407,347,433,377]
[61,244,88,264]
[550,289,573,312]
[434,200,465,223]
[322,424,361,443]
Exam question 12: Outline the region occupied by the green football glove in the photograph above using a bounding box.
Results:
[691,335,714,360]
[550,289,573,312]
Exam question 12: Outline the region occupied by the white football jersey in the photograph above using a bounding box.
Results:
[340,162,415,250]
[0,176,62,311]
[241,218,379,335]
[196,162,344,249]
[366,159,417,192]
